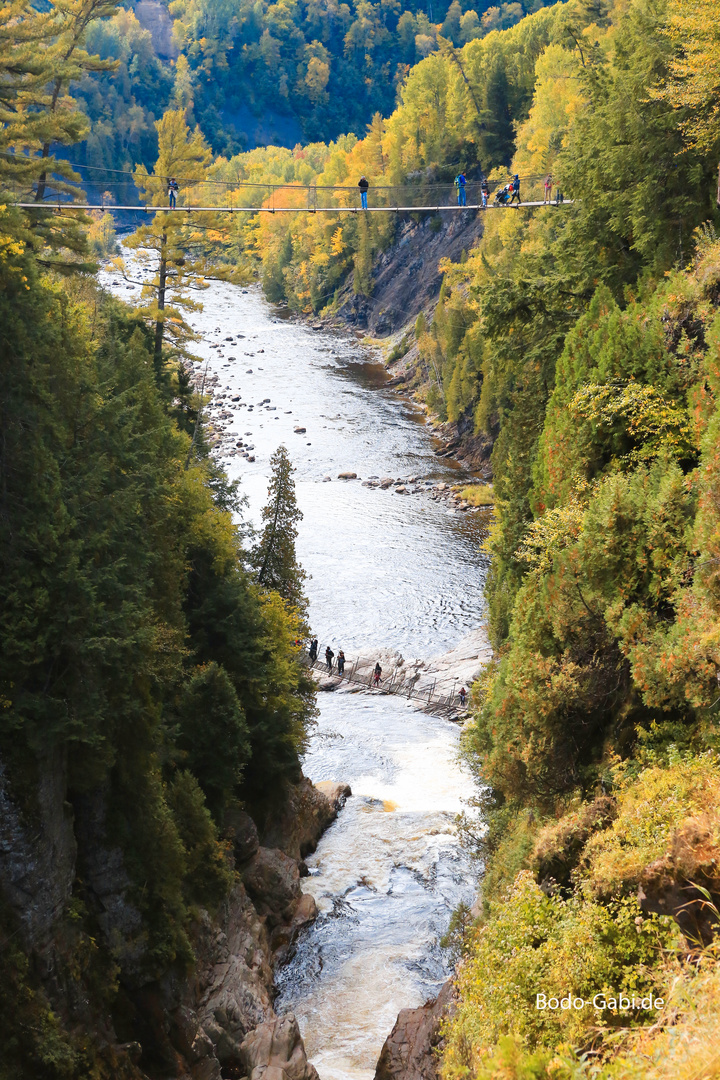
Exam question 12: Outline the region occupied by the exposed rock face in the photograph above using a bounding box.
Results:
[0,749,76,950]
[242,847,302,925]
[337,210,485,336]
[74,787,145,983]
[133,0,179,59]
[375,980,455,1080]
[258,775,351,861]
[224,807,261,865]
[0,763,343,1080]
[241,1014,320,1080]
[187,882,275,1063]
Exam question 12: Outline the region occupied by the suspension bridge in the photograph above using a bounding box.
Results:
[12,198,568,214]
[303,647,471,719]
[6,157,569,215]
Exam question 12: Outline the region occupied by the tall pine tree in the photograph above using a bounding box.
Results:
[254,445,308,622]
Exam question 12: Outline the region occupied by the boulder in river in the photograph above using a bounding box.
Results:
[379,478,394,489]
[293,426,306,434]
[338,472,357,479]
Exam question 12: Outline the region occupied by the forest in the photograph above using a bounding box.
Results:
[1,3,316,1073]
[65,0,556,181]
[3,0,720,1076]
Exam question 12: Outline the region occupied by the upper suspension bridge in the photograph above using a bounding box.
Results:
[13,198,567,214]
[5,155,570,214]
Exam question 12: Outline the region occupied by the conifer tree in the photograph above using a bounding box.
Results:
[0,0,115,263]
[33,0,119,204]
[254,446,308,619]
[120,109,243,371]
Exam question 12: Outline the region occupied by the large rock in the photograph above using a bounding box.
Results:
[374,980,456,1080]
[224,808,260,865]
[314,781,352,812]
[258,775,350,861]
[241,1014,320,1080]
[242,847,302,924]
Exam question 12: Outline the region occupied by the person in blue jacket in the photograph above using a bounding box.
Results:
[455,171,467,206]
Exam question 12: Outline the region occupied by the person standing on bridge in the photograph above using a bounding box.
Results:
[543,173,552,204]
[509,174,521,205]
[309,638,318,662]
[481,177,489,209]
[455,171,467,207]
[168,177,179,208]
[373,662,382,687]
[337,650,346,675]
[325,645,335,671]
[459,686,467,707]
[358,175,369,210]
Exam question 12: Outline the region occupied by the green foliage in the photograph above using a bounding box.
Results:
[165,0,556,152]
[0,221,315,1040]
[166,770,235,908]
[442,871,682,1076]
[175,663,251,819]
[254,445,309,619]
[68,9,174,186]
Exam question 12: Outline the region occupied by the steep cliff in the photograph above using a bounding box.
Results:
[0,759,350,1080]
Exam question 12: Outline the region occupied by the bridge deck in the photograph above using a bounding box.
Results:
[12,200,570,213]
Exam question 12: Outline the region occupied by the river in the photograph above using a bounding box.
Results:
[101,270,488,1080]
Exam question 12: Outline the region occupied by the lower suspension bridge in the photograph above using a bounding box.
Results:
[302,645,472,720]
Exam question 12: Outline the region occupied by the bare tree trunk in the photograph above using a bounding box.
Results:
[154,233,168,372]
[34,78,63,203]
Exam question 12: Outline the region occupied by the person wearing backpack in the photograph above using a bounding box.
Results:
[455,171,467,207]
[358,175,369,210]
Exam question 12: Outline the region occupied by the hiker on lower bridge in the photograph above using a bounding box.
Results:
[337,650,345,675]
[358,175,369,209]
[325,645,335,671]
[309,638,318,662]
[509,173,521,205]
[459,686,467,707]
[373,662,382,687]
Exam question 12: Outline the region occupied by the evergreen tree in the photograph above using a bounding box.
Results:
[0,0,115,265]
[121,109,213,371]
[33,0,119,204]
[254,446,308,619]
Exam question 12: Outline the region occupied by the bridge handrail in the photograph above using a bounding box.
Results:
[302,644,469,711]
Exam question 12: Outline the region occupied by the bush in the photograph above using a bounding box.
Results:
[176,662,251,820]
[167,771,235,909]
[441,872,682,1079]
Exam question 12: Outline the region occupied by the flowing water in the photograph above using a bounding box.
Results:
[102,269,488,1079]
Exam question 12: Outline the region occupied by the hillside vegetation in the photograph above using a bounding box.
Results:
[4,0,720,1074]
[415,0,720,1076]
[67,0,558,177]
[0,5,315,1075]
